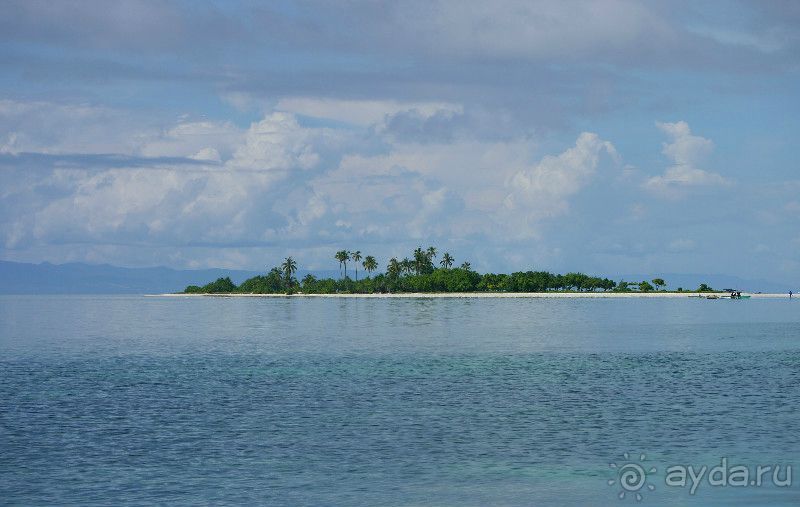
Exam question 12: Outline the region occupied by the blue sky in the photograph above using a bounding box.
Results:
[0,0,798,283]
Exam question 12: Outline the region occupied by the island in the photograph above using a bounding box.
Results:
[183,247,718,296]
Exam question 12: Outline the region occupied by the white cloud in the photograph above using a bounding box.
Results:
[227,112,321,172]
[5,110,333,252]
[191,148,221,162]
[32,168,196,241]
[331,138,534,212]
[308,153,467,241]
[276,97,462,127]
[6,97,754,273]
[502,132,617,235]
[646,165,728,189]
[0,99,145,154]
[644,121,729,197]
[138,120,241,161]
[24,163,279,248]
[4,105,623,267]
[657,121,712,166]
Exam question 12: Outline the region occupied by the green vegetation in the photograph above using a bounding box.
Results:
[184,276,237,294]
[183,247,726,295]
[697,283,714,292]
[351,251,362,281]
[638,281,655,292]
[335,250,349,279]
[363,255,378,276]
[181,246,722,295]
[440,252,454,269]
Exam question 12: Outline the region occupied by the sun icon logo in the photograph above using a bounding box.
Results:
[607,452,657,501]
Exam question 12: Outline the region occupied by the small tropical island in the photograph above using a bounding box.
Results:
[183,247,719,295]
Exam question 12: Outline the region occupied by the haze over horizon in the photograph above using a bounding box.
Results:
[1,1,798,283]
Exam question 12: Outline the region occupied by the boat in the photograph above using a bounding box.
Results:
[689,293,750,299]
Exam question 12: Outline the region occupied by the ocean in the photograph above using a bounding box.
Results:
[1,295,799,505]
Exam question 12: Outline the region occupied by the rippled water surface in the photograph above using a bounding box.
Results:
[1,295,799,505]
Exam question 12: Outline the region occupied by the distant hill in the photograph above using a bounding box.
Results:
[0,261,349,295]
[0,261,264,295]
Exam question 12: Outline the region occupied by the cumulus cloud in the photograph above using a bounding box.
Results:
[307,151,469,243]
[227,113,321,172]
[1,95,630,270]
[0,96,780,275]
[644,121,729,197]
[502,132,617,235]
[0,99,146,154]
[138,120,241,162]
[2,110,333,254]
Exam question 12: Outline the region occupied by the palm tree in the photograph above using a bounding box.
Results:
[387,257,401,278]
[351,250,362,281]
[281,256,297,284]
[460,261,471,271]
[335,250,350,279]
[401,257,413,276]
[363,255,377,277]
[335,251,344,277]
[426,246,437,261]
[440,252,454,269]
[413,247,426,275]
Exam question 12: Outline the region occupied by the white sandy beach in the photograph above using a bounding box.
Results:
[153,292,792,299]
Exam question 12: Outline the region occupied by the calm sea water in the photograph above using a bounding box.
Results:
[1,295,799,506]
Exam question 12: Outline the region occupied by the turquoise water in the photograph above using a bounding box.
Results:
[1,295,799,505]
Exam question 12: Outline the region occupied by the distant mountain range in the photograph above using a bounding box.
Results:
[0,260,793,295]
[0,261,260,294]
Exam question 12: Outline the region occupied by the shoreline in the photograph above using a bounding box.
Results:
[150,292,792,299]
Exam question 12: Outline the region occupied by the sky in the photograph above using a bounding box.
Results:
[0,0,798,283]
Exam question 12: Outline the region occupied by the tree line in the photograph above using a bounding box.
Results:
[184,246,714,294]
